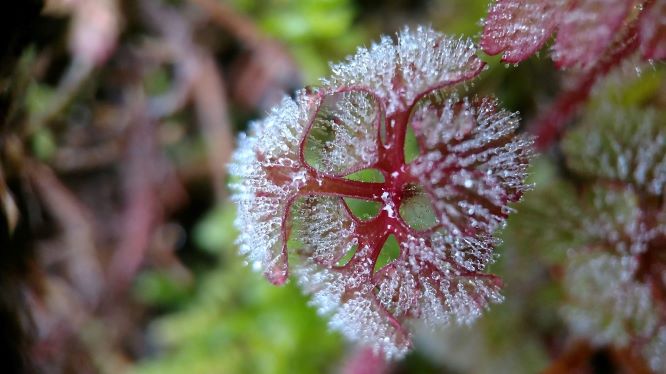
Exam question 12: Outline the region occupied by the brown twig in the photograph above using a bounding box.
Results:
[188,0,300,111]
[27,161,104,307]
[188,0,264,47]
[142,0,234,201]
[107,112,164,293]
[192,56,234,201]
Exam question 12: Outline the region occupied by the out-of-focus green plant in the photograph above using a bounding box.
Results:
[430,0,489,36]
[134,270,193,308]
[134,203,344,374]
[228,0,365,83]
[26,79,58,161]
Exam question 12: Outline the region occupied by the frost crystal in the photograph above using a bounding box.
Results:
[229,26,533,359]
[481,0,666,68]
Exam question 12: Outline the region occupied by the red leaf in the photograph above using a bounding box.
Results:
[640,0,666,61]
[231,27,533,359]
[553,0,633,69]
[481,0,567,63]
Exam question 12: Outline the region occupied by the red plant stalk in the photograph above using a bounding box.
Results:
[533,21,641,150]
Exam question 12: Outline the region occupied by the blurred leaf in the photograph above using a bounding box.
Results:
[562,106,666,195]
[590,66,665,108]
[193,203,238,254]
[562,251,658,347]
[31,127,57,161]
[26,81,56,116]
[432,0,490,36]
[261,12,311,41]
[227,0,364,83]
[134,270,193,307]
[134,253,343,374]
[289,45,329,84]
[501,158,582,264]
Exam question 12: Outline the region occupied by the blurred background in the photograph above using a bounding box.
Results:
[0,0,664,373]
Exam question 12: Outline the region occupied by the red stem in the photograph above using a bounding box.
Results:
[533,20,640,150]
[304,175,385,201]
